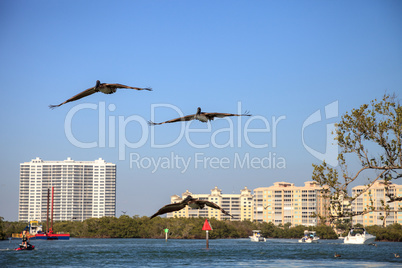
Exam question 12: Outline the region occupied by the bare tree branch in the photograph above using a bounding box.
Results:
[312,94,402,228]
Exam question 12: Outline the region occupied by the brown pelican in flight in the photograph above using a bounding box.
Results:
[49,80,152,109]
[149,107,251,125]
[150,195,233,219]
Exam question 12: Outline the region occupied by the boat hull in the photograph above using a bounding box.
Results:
[35,233,70,240]
[298,231,320,243]
[15,244,35,251]
[249,230,266,242]
[343,235,376,244]
[343,228,376,244]
[298,238,319,243]
[249,236,266,242]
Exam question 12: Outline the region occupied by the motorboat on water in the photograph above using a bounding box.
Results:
[249,230,266,242]
[298,230,320,243]
[15,242,35,251]
[343,228,376,244]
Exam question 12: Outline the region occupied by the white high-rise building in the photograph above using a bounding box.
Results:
[18,157,116,222]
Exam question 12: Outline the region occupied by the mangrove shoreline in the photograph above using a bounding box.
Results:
[1,215,402,242]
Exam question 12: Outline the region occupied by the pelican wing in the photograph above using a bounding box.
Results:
[148,114,196,125]
[198,200,234,218]
[49,86,98,109]
[203,111,252,120]
[150,202,187,219]
[103,83,152,91]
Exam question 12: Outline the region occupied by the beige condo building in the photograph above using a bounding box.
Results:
[352,180,402,226]
[167,186,254,221]
[166,182,326,226]
[253,181,326,226]
[164,180,402,227]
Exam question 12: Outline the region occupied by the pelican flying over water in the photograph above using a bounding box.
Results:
[148,107,251,125]
[49,80,152,109]
[150,195,233,219]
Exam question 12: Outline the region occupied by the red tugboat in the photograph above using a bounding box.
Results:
[35,187,70,240]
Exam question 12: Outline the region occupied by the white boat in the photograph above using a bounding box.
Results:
[249,230,266,242]
[343,228,376,244]
[28,220,43,235]
[298,230,320,243]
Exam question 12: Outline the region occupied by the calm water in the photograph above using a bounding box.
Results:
[1,238,402,267]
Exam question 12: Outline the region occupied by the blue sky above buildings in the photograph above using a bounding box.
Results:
[0,0,401,220]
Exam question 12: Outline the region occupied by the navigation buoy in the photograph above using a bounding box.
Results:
[202,219,212,249]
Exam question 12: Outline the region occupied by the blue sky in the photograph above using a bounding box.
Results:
[0,0,401,221]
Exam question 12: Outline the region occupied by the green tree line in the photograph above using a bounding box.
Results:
[0,217,7,240]
[2,216,401,241]
[0,215,348,240]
